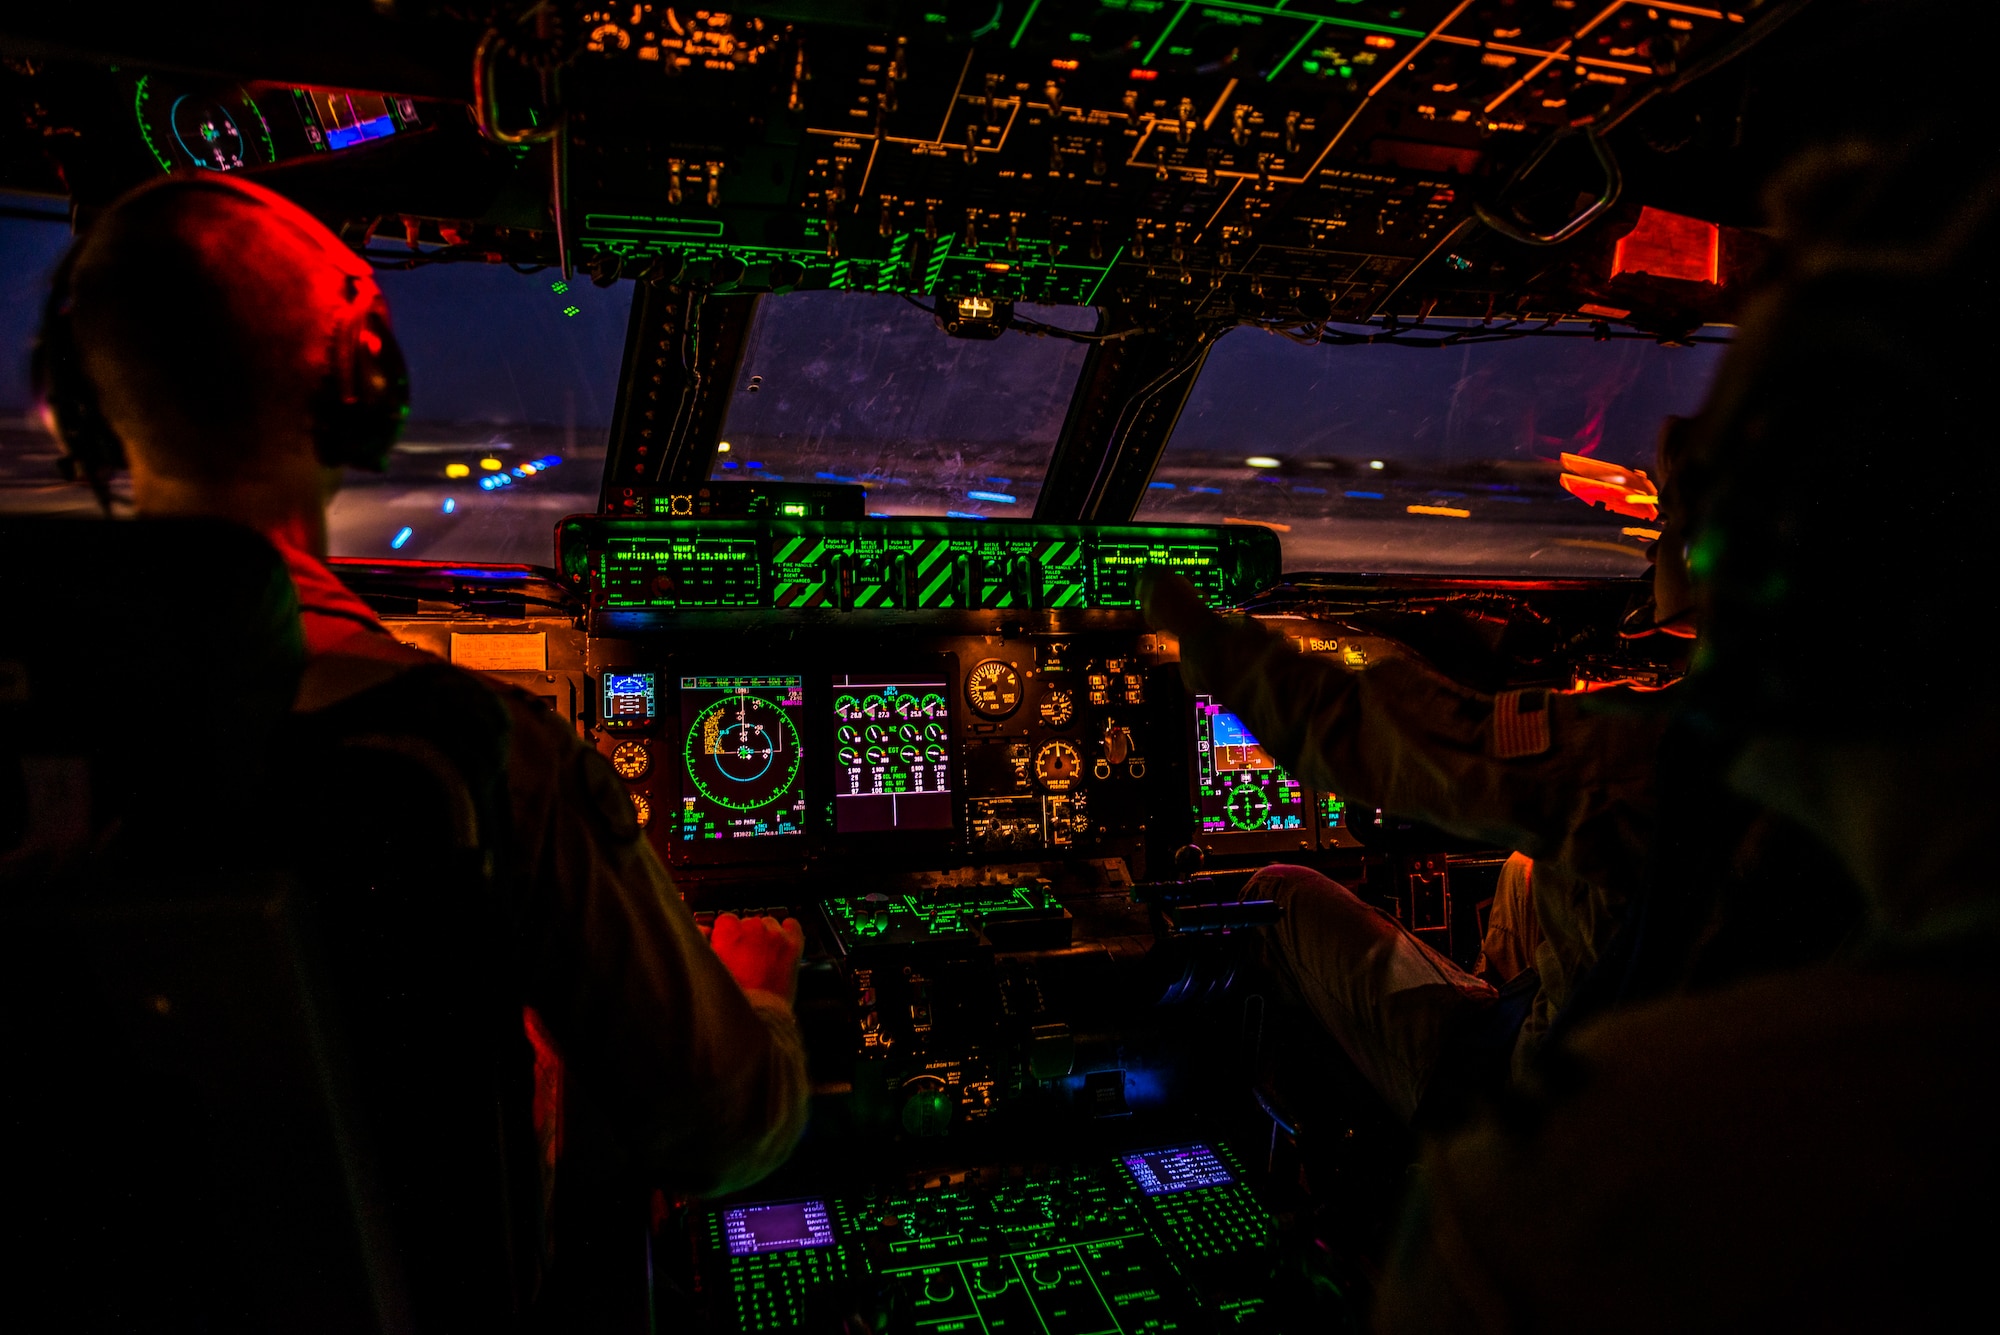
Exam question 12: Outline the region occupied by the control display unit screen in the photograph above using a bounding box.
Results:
[721,1199,835,1256]
[602,671,656,724]
[677,675,807,844]
[1193,696,1307,836]
[1123,1144,1235,1196]
[831,675,952,833]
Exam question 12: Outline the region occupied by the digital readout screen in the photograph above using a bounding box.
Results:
[602,671,656,724]
[1123,1144,1235,1196]
[722,1199,835,1256]
[678,675,807,843]
[1192,696,1307,836]
[831,676,953,834]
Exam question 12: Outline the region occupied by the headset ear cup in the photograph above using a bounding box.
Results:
[32,268,128,492]
[314,304,410,472]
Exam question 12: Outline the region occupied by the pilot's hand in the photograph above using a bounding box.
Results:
[1139,569,1221,641]
[709,912,806,1007]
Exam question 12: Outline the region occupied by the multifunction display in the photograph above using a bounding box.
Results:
[559,518,1281,614]
[830,675,952,834]
[677,675,807,844]
[1192,696,1308,836]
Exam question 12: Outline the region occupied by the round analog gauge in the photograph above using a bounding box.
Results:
[925,744,945,762]
[630,792,652,828]
[837,724,860,744]
[866,745,889,766]
[966,659,1024,719]
[610,740,651,780]
[900,746,921,764]
[899,723,922,744]
[924,721,946,741]
[838,746,860,767]
[1039,688,1076,729]
[1035,740,1082,791]
[1225,783,1273,832]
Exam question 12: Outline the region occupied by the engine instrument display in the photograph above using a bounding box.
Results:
[964,659,1023,719]
[603,670,657,725]
[831,675,952,834]
[677,674,806,846]
[1193,696,1309,843]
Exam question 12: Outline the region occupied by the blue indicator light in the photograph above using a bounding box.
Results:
[441,498,455,514]
[325,114,396,151]
[391,526,413,549]
[966,490,1017,504]
[1345,490,1385,500]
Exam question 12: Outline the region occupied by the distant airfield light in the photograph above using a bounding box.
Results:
[967,490,1018,504]
[444,462,471,479]
[1225,517,1292,532]
[1369,459,1385,470]
[1407,504,1471,519]
[391,526,414,549]
[442,498,456,514]
[717,441,731,452]
[480,457,503,471]
[1245,456,1280,469]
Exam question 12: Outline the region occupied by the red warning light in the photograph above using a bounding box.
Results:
[1612,207,1720,285]
[1129,68,1158,80]
[1051,58,1079,70]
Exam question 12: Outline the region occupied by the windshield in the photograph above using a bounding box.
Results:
[1137,325,1729,577]
[711,291,1095,518]
[326,261,630,565]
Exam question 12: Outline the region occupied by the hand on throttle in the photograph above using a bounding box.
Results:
[709,912,807,1007]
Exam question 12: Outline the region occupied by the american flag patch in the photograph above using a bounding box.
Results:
[1490,689,1552,759]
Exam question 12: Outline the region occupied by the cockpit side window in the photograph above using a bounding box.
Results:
[1136,324,1730,577]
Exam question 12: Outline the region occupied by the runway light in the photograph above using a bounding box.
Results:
[1407,504,1471,518]
[1346,490,1385,499]
[445,462,471,479]
[717,441,731,452]
[1368,460,1385,470]
[1245,456,1280,468]
[480,457,503,471]
[442,498,456,514]
[967,490,1017,504]
[391,526,414,549]
[1623,526,1662,540]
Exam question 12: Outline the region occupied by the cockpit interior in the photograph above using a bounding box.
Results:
[0,3,1938,1330]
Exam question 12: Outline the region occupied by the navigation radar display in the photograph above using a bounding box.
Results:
[678,675,806,844]
[832,675,952,833]
[1193,696,1306,837]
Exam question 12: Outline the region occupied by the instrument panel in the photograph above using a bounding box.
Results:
[679,1143,1283,1335]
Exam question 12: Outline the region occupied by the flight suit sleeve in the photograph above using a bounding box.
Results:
[1174,613,1660,901]
[501,700,809,1198]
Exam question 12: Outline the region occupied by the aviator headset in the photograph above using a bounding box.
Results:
[32,173,409,504]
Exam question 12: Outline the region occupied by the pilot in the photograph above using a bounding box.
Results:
[1139,420,1696,1121]
[1374,138,2000,1332]
[35,174,809,1255]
